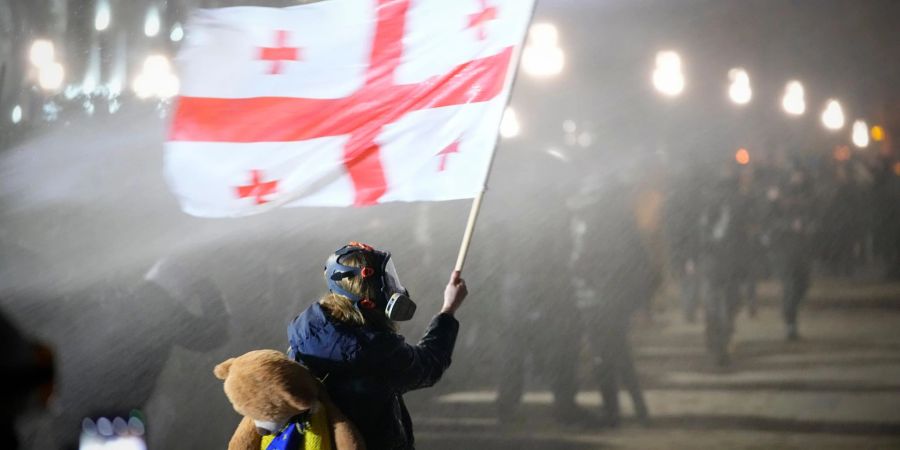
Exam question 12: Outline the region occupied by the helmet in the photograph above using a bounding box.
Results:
[324,242,416,321]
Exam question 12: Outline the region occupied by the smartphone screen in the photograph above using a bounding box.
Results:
[78,414,147,450]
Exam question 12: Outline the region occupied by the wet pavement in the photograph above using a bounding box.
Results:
[411,280,900,449]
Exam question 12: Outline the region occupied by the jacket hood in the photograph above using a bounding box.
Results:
[288,302,372,372]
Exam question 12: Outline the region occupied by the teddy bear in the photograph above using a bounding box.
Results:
[214,349,365,450]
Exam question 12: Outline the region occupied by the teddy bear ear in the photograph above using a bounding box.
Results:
[214,358,234,380]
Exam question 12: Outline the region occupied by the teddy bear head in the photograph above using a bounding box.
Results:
[214,349,319,435]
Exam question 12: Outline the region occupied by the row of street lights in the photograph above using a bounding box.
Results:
[12,15,889,156]
[29,40,66,92]
[502,26,886,154]
[651,50,882,150]
[12,0,185,122]
[94,1,178,40]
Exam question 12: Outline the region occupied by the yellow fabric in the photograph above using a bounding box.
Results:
[259,407,333,450]
[305,406,333,450]
[261,432,274,449]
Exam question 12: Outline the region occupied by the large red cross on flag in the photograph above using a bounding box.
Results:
[166,0,534,217]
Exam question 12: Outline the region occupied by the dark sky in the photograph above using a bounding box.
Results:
[536,0,900,113]
[510,0,900,157]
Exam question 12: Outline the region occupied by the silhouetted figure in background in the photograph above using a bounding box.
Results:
[735,169,766,318]
[0,308,54,450]
[820,168,859,277]
[572,176,657,426]
[766,168,814,341]
[872,161,900,278]
[665,168,704,323]
[495,183,585,425]
[697,169,746,366]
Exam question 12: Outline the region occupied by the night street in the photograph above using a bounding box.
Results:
[413,280,900,449]
[3,1,900,449]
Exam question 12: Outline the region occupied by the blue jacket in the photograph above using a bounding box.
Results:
[287,303,459,450]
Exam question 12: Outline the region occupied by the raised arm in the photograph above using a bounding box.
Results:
[375,271,467,392]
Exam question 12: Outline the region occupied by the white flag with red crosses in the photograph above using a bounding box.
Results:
[165,0,535,217]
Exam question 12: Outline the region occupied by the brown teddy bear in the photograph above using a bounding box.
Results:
[214,349,365,450]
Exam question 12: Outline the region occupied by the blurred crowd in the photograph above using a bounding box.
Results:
[472,144,900,426]
[664,149,900,362]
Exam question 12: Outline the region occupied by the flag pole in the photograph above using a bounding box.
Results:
[454,190,485,271]
[454,3,537,272]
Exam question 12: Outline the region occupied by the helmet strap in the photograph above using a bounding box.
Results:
[324,245,389,311]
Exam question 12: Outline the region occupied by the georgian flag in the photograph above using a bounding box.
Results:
[165,0,535,217]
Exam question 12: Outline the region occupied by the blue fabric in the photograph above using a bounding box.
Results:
[287,302,369,370]
[264,422,303,450]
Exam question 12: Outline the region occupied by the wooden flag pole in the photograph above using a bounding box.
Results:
[453,3,537,273]
[454,190,485,271]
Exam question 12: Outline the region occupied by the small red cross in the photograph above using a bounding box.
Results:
[468,0,497,40]
[436,140,460,172]
[235,169,279,204]
[258,30,302,75]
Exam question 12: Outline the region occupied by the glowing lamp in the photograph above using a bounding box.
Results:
[852,120,869,148]
[500,107,520,138]
[652,51,685,97]
[728,68,752,105]
[821,99,845,131]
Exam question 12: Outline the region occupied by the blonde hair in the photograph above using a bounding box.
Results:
[319,249,396,331]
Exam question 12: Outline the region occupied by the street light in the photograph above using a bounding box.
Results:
[95,1,111,31]
[11,105,22,124]
[728,68,752,105]
[30,39,66,92]
[38,62,65,91]
[170,23,184,42]
[782,80,805,115]
[133,55,179,99]
[871,125,885,142]
[145,7,161,37]
[521,23,564,78]
[29,40,55,68]
[735,148,750,165]
[652,50,685,97]
[821,99,845,131]
[852,120,869,148]
[500,107,520,138]
[530,23,558,46]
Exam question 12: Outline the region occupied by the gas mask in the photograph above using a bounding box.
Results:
[324,243,417,321]
[385,292,416,321]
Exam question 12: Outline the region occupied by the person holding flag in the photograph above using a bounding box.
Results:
[166,0,535,447]
[286,242,467,449]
